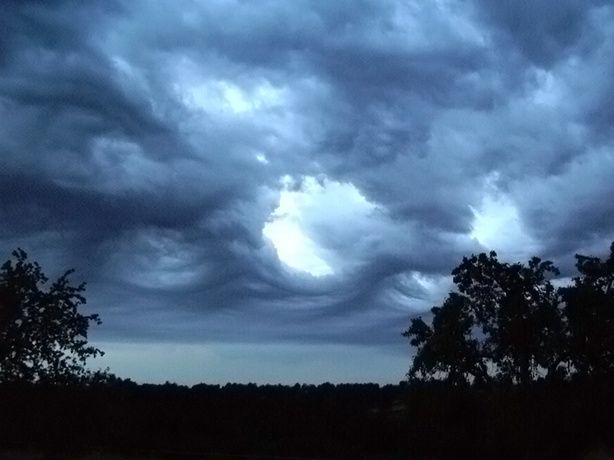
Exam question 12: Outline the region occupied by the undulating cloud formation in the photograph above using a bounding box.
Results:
[2,0,613,384]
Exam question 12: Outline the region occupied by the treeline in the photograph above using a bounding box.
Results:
[0,381,407,459]
[1,379,613,458]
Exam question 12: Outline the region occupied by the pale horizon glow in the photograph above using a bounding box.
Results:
[94,340,408,385]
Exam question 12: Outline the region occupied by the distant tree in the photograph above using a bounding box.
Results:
[405,250,564,385]
[561,243,614,379]
[0,249,103,384]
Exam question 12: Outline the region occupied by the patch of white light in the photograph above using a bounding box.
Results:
[179,77,285,115]
[263,218,333,277]
[255,153,269,164]
[470,172,539,260]
[262,176,377,277]
[263,177,333,277]
[221,83,251,113]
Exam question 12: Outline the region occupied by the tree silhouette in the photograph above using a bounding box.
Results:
[0,248,103,383]
[562,242,614,378]
[406,242,614,385]
[405,250,564,385]
[404,293,488,385]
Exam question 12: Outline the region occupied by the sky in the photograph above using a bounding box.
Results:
[2,0,614,385]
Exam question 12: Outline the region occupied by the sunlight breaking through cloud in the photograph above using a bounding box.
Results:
[470,173,539,260]
[263,176,378,277]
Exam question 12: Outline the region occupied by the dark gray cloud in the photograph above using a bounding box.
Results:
[1,0,614,382]
[473,0,607,67]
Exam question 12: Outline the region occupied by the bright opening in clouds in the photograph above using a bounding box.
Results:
[263,206,333,277]
[263,176,378,277]
[175,66,286,116]
[470,173,539,259]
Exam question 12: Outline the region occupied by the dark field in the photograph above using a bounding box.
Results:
[1,380,613,459]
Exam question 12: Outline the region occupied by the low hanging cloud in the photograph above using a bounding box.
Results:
[2,0,614,382]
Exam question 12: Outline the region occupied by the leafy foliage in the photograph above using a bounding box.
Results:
[561,242,614,378]
[405,293,487,385]
[405,242,614,385]
[0,249,103,383]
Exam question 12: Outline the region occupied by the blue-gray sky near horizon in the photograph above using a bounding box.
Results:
[1,0,614,385]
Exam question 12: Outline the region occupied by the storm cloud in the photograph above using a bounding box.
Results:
[2,0,613,384]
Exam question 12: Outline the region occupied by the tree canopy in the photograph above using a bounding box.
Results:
[404,242,614,385]
[0,249,103,384]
